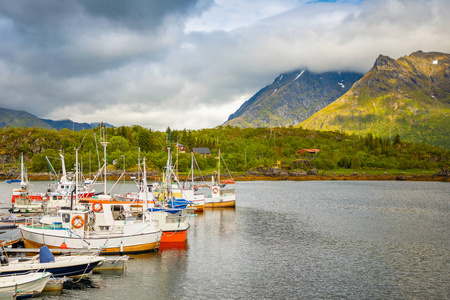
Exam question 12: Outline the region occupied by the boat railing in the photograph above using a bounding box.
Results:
[25,217,64,230]
[220,188,235,195]
[84,229,124,237]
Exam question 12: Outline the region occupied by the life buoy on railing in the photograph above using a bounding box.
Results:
[92,201,103,212]
[72,215,84,228]
[213,187,219,194]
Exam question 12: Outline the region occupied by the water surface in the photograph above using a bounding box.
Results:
[0,180,448,299]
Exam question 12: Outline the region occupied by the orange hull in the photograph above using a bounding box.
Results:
[204,200,235,208]
[23,238,160,254]
[193,205,204,212]
[159,241,188,251]
[160,228,188,244]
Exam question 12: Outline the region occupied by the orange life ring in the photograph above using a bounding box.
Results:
[92,201,103,212]
[213,187,219,194]
[72,215,84,228]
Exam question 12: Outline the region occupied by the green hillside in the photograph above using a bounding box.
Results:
[300,51,450,148]
[0,126,448,175]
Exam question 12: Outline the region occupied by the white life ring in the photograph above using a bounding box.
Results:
[72,215,84,228]
[213,187,219,194]
[92,201,103,212]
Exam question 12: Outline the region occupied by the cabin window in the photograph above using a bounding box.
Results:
[112,205,124,220]
[62,213,70,223]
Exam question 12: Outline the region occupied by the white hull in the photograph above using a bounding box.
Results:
[21,223,162,254]
[1,256,104,277]
[0,272,51,297]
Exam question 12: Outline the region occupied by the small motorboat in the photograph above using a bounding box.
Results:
[0,245,105,278]
[0,271,51,297]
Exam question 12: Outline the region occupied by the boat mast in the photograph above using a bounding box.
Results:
[75,148,79,204]
[59,150,68,183]
[191,152,194,188]
[218,149,221,184]
[101,127,109,195]
[20,153,28,189]
[20,153,25,186]
[142,157,148,211]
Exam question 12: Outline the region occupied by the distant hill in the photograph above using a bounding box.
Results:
[0,108,53,129]
[42,119,93,131]
[300,51,450,148]
[0,107,114,131]
[224,70,363,128]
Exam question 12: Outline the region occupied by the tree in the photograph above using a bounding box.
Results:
[351,156,361,169]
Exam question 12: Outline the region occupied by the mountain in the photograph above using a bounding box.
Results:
[0,107,114,131]
[0,108,53,129]
[300,51,450,148]
[42,119,93,131]
[224,70,364,128]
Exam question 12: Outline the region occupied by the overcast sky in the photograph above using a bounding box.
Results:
[0,0,449,130]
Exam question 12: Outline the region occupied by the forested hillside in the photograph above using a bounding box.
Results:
[0,126,448,175]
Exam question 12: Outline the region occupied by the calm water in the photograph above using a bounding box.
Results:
[0,180,449,299]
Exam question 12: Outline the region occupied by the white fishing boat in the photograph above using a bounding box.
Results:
[0,245,104,278]
[44,151,95,211]
[204,150,236,208]
[114,157,191,245]
[0,271,51,298]
[21,191,162,254]
[10,154,46,213]
[20,137,162,254]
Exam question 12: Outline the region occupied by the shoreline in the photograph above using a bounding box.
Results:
[2,173,448,182]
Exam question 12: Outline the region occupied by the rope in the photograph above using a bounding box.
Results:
[161,217,182,237]
[71,259,92,283]
[15,271,48,294]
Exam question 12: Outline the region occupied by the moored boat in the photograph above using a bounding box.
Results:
[0,271,51,298]
[114,157,191,244]
[0,246,104,278]
[20,200,162,254]
[204,150,236,208]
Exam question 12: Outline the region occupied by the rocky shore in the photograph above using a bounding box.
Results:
[2,167,448,182]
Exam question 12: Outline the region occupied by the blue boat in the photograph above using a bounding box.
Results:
[6,179,21,184]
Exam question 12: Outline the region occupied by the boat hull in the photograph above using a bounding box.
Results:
[0,272,51,297]
[161,227,189,244]
[0,257,103,278]
[20,226,162,255]
[204,200,235,208]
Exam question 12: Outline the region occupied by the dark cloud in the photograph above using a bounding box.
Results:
[0,0,449,130]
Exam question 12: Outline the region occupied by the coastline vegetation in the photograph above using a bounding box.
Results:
[0,125,448,178]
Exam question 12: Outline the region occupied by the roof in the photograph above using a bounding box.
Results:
[296,149,320,154]
[192,147,211,154]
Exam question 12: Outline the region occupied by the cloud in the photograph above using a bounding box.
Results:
[0,0,449,130]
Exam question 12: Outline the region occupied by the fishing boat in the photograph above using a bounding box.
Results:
[204,150,236,208]
[0,271,51,297]
[20,138,162,254]
[10,154,46,213]
[172,152,206,212]
[44,151,95,211]
[0,245,104,278]
[21,201,162,254]
[113,157,191,245]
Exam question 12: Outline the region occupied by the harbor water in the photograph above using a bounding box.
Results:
[0,180,449,299]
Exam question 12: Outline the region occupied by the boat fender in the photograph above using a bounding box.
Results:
[213,187,219,194]
[93,201,103,212]
[72,215,84,228]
